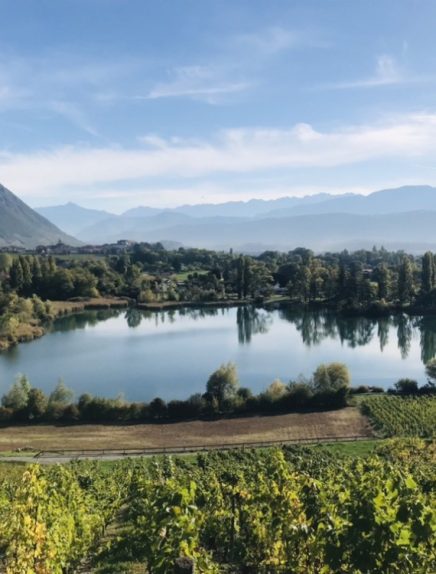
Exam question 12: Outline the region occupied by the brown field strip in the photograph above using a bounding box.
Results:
[0,407,373,452]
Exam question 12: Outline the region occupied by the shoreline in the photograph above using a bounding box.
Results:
[0,297,130,352]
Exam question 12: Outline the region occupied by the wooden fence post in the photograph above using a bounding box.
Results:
[174,556,195,573]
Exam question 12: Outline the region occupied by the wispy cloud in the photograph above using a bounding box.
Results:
[143,26,311,104]
[0,54,135,133]
[233,26,301,57]
[144,65,251,103]
[2,112,436,197]
[322,54,420,90]
[49,100,99,136]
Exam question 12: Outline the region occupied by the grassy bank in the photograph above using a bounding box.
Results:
[50,296,129,317]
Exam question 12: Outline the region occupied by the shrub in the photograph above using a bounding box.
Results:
[394,379,419,395]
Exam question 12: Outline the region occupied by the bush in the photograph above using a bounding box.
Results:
[0,407,13,424]
[206,362,239,405]
[394,379,419,395]
[149,397,167,420]
[286,382,313,408]
[313,363,351,392]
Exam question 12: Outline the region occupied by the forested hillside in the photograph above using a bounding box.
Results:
[0,184,79,248]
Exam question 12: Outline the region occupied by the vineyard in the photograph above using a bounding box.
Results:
[360,395,436,438]
[0,440,434,573]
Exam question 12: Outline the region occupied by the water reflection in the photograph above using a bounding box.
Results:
[50,309,120,332]
[125,308,143,328]
[237,307,272,344]
[277,307,436,364]
[2,304,436,399]
[49,305,436,367]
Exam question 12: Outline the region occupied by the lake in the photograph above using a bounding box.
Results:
[0,305,435,402]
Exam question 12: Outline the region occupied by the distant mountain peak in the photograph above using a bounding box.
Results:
[36,184,436,252]
[36,202,114,236]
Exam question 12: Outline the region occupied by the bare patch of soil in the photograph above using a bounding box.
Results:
[0,408,373,452]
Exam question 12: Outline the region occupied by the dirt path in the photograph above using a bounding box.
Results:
[0,408,372,455]
[0,436,375,464]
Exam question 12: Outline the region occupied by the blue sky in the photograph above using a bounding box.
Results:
[1,0,436,211]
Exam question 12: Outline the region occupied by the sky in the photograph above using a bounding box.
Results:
[1,0,436,212]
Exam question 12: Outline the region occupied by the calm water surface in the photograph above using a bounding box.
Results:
[0,306,435,401]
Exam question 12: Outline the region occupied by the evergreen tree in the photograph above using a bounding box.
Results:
[398,257,414,305]
[26,388,48,419]
[19,256,33,296]
[1,375,31,410]
[49,379,74,405]
[9,259,24,293]
[376,263,391,301]
[421,251,435,294]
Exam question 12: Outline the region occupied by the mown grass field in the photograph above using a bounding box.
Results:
[171,269,209,281]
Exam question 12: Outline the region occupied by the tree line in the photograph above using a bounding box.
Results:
[1,360,434,425]
[0,362,351,425]
[1,245,436,308]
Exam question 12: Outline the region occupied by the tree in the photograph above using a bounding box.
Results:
[26,388,48,419]
[398,257,414,305]
[49,379,74,405]
[206,362,239,405]
[19,256,33,296]
[236,256,245,299]
[149,397,167,419]
[376,263,391,301]
[421,252,435,294]
[312,362,351,392]
[264,379,287,401]
[1,375,31,410]
[394,379,418,394]
[0,253,12,273]
[9,259,24,293]
[425,358,436,384]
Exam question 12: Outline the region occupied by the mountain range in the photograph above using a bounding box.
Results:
[33,185,436,252]
[0,184,79,248]
[1,183,435,252]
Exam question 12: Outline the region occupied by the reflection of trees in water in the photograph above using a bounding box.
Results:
[418,316,436,364]
[50,304,436,368]
[336,317,375,349]
[124,306,222,328]
[237,307,273,344]
[124,308,143,328]
[377,318,390,352]
[392,314,413,359]
[156,307,220,326]
[278,307,436,365]
[178,307,220,320]
[52,309,121,332]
